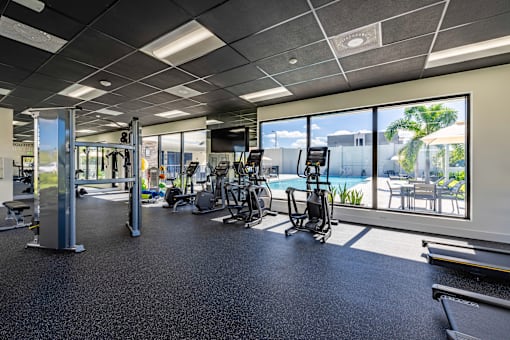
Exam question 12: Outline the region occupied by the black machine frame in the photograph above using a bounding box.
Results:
[285,146,336,243]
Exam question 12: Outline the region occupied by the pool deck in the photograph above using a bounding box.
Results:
[267,175,465,216]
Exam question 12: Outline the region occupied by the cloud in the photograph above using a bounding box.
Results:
[290,138,327,148]
[330,129,352,136]
[291,139,307,148]
[311,124,320,130]
[275,130,306,138]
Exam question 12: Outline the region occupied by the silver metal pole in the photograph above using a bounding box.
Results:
[126,118,141,237]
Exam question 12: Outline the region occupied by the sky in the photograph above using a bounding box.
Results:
[261,97,466,149]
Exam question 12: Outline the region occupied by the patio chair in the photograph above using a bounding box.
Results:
[386,180,402,208]
[412,183,437,211]
[440,180,465,214]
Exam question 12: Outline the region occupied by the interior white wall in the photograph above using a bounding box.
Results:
[0,107,14,204]
[259,64,510,244]
[143,117,206,136]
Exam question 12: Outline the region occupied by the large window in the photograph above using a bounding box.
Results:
[161,133,181,184]
[377,97,467,217]
[260,95,468,218]
[183,130,207,184]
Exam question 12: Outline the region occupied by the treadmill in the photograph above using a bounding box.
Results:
[422,240,510,280]
[432,284,510,340]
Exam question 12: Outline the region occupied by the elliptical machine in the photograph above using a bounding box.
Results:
[285,147,335,243]
[223,149,277,228]
[164,161,200,212]
[193,160,230,214]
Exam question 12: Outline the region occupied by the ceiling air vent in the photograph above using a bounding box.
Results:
[330,22,381,58]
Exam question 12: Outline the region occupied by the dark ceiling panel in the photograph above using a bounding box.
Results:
[159,99,199,110]
[442,0,510,29]
[310,0,334,8]
[0,36,52,71]
[4,3,84,40]
[185,80,218,93]
[287,74,349,99]
[198,0,310,43]
[113,82,159,98]
[139,92,180,105]
[106,52,169,81]
[232,14,324,61]
[274,60,341,85]
[93,0,190,48]
[94,93,128,105]
[184,104,212,115]
[346,57,426,90]
[20,73,72,92]
[9,86,53,102]
[42,94,82,107]
[434,12,510,51]
[44,0,118,24]
[180,46,249,77]
[209,97,254,111]
[317,0,438,37]
[255,40,333,75]
[382,4,444,44]
[37,55,97,83]
[141,68,196,90]
[0,80,15,90]
[78,101,109,112]
[60,29,134,68]
[0,64,31,84]
[423,52,510,78]
[193,89,235,103]
[80,70,131,91]
[115,100,152,111]
[226,77,280,96]
[207,64,265,88]
[0,95,33,110]
[173,0,225,16]
[340,35,434,72]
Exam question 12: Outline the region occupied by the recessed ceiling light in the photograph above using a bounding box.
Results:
[59,84,107,100]
[141,20,225,66]
[288,58,298,65]
[154,110,190,118]
[240,86,293,103]
[206,119,224,125]
[97,108,124,116]
[104,122,128,128]
[426,35,510,68]
[12,0,45,12]
[76,129,97,134]
[330,22,381,58]
[164,85,202,98]
[13,120,29,126]
[22,140,34,143]
[0,87,12,96]
[99,80,112,87]
[0,16,67,53]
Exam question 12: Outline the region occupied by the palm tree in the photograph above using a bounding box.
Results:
[384,104,457,182]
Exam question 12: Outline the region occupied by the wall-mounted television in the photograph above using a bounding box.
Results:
[210,127,248,153]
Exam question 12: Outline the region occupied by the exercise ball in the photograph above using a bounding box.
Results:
[141,158,148,171]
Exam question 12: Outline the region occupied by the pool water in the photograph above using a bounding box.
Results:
[268,176,367,191]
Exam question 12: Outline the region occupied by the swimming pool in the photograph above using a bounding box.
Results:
[268,176,368,191]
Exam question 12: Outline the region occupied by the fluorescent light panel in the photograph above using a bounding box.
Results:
[206,119,224,125]
[76,129,97,134]
[0,87,11,96]
[104,122,128,128]
[97,108,124,116]
[154,110,190,118]
[13,120,29,126]
[141,20,225,66]
[0,16,67,53]
[12,0,45,12]
[240,86,293,103]
[59,84,107,100]
[426,35,510,68]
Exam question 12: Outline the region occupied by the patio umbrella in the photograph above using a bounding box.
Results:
[421,121,465,179]
[421,121,465,145]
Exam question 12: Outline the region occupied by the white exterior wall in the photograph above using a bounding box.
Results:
[258,64,510,244]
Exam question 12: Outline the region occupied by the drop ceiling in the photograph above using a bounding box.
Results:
[1,0,509,140]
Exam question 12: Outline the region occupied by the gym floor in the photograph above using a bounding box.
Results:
[1,194,509,339]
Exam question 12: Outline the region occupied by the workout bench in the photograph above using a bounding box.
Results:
[2,200,31,231]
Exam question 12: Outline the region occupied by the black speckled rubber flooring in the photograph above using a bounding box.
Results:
[1,196,509,339]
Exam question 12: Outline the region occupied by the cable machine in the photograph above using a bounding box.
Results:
[25,107,141,253]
